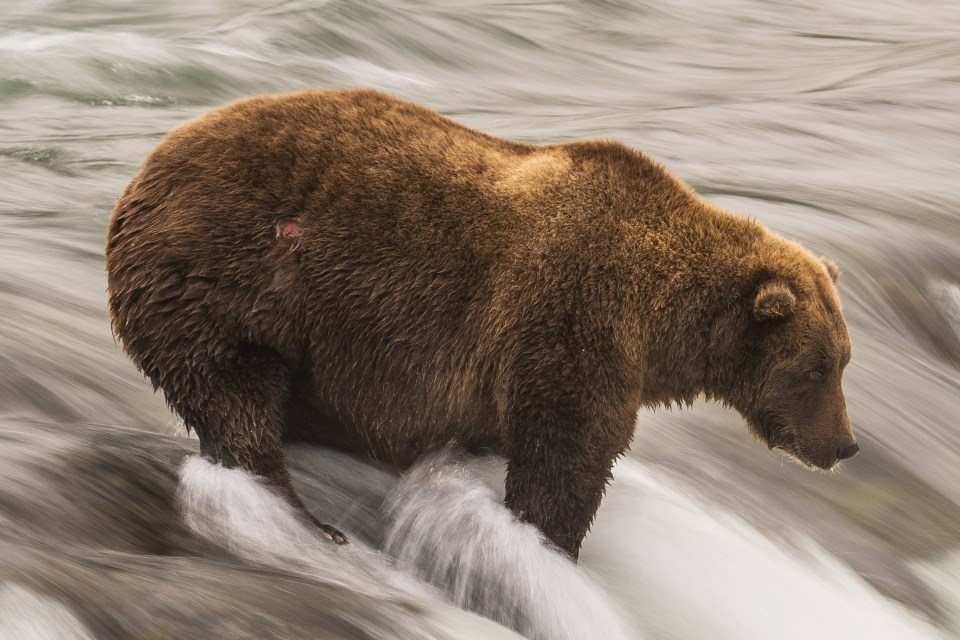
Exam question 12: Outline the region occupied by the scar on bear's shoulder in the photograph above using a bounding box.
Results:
[276,217,302,239]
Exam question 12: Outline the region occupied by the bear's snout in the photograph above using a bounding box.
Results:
[836,442,860,460]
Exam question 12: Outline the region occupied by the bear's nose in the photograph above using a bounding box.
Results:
[836,442,860,460]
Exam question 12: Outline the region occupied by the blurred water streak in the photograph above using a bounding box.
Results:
[1,1,959,638]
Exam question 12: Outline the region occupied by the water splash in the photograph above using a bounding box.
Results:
[177,446,946,640]
[177,455,525,640]
[178,455,431,598]
[384,451,636,640]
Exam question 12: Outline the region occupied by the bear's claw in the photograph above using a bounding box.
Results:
[302,510,349,545]
[318,523,349,545]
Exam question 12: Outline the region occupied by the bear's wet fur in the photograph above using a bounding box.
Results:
[106,89,856,558]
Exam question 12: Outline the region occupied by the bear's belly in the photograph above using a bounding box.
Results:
[282,364,501,469]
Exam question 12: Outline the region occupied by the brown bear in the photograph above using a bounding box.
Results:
[106,88,857,559]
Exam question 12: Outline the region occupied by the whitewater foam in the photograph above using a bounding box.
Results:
[913,550,960,639]
[177,455,431,599]
[177,455,525,640]
[582,459,943,640]
[384,451,636,640]
[178,449,944,640]
[930,279,960,340]
[0,584,94,640]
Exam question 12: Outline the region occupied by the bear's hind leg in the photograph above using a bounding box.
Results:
[170,342,348,544]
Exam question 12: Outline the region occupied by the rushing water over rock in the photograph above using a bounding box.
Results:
[2,0,959,638]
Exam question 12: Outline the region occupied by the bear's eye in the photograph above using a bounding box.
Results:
[807,370,823,381]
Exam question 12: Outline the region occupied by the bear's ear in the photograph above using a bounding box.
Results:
[753,281,796,321]
[820,256,840,283]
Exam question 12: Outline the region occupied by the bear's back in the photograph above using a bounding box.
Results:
[106,90,559,456]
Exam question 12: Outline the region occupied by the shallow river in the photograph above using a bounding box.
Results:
[2,1,960,638]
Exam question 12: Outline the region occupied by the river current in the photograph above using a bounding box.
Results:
[2,1,960,638]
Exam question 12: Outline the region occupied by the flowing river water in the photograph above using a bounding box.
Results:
[2,1,960,638]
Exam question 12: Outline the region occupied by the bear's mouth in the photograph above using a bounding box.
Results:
[755,418,839,470]
[775,443,838,471]
[749,414,838,470]
[770,431,844,470]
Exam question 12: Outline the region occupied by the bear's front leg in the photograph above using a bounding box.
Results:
[503,390,636,561]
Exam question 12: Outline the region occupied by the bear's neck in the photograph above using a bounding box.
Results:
[619,201,764,408]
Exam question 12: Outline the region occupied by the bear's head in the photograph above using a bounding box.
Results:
[716,253,858,470]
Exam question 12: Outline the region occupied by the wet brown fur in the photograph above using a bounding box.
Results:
[106,89,856,558]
